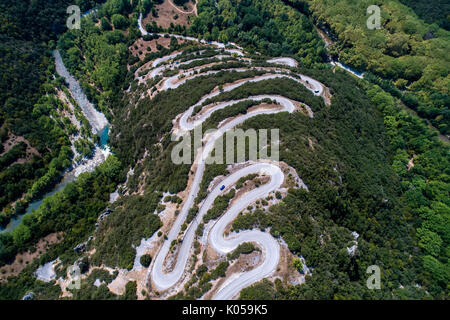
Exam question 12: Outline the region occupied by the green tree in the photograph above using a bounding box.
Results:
[140,254,152,267]
[111,14,128,30]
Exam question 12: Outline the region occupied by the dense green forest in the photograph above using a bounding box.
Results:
[228,73,449,299]
[58,0,140,117]
[0,0,105,225]
[190,0,327,65]
[0,156,123,299]
[91,193,163,270]
[235,72,450,299]
[364,83,449,297]
[398,0,450,30]
[284,0,449,135]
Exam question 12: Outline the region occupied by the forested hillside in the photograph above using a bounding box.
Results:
[286,0,449,135]
[0,5,127,301]
[0,0,105,226]
[399,0,450,30]
[191,0,327,65]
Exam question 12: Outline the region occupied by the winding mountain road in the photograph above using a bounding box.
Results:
[138,14,243,51]
[150,92,297,294]
[149,74,314,299]
[137,19,330,299]
[208,163,284,300]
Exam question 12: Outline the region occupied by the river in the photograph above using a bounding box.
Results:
[314,25,365,78]
[0,51,110,234]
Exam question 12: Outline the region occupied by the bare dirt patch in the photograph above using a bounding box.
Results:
[142,0,196,30]
[107,267,149,298]
[270,243,304,286]
[168,0,197,15]
[408,154,417,170]
[0,132,40,161]
[308,137,315,150]
[322,86,332,106]
[0,232,63,281]
[314,26,334,47]
[130,37,176,61]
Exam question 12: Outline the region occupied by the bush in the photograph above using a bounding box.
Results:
[140,254,152,268]
[111,14,128,30]
[100,17,112,31]
[228,242,256,261]
[211,261,229,279]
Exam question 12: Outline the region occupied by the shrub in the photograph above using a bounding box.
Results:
[140,254,152,268]
[111,14,128,30]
